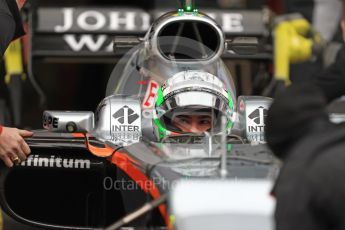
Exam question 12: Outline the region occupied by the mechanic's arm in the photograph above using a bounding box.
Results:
[313,45,345,103]
[266,84,330,159]
[0,126,32,167]
[0,0,31,168]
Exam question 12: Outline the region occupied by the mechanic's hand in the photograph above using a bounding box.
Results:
[0,127,33,167]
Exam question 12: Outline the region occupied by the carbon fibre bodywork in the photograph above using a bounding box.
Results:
[0,130,278,229]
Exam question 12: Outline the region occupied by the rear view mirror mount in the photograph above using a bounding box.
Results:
[113,36,142,54]
[43,111,94,133]
[226,37,259,55]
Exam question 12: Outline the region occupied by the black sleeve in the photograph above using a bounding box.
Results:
[283,0,314,22]
[5,0,25,40]
[0,15,15,56]
[0,0,24,56]
[314,45,345,103]
[307,152,345,229]
[266,84,329,159]
[0,1,15,56]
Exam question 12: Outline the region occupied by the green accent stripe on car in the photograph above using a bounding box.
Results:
[227,121,234,129]
[227,144,233,153]
[156,87,164,107]
[154,118,166,138]
[228,92,234,110]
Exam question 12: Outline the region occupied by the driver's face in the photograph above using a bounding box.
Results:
[172,115,212,133]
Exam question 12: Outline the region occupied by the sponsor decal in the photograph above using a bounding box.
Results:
[247,106,268,142]
[36,8,150,54]
[142,80,159,109]
[20,155,91,169]
[113,106,139,125]
[52,8,150,33]
[34,8,264,54]
[247,106,268,132]
[43,115,59,129]
[37,8,249,34]
[210,13,244,33]
[62,34,113,52]
[111,105,141,143]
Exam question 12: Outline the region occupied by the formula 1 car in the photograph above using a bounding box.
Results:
[0,1,278,229]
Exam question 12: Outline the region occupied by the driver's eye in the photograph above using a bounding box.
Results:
[179,118,189,124]
[199,119,211,125]
[174,116,190,124]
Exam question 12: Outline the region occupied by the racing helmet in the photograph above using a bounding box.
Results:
[153,70,235,139]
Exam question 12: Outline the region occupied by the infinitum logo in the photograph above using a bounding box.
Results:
[248,106,268,132]
[113,106,139,125]
[20,155,91,169]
